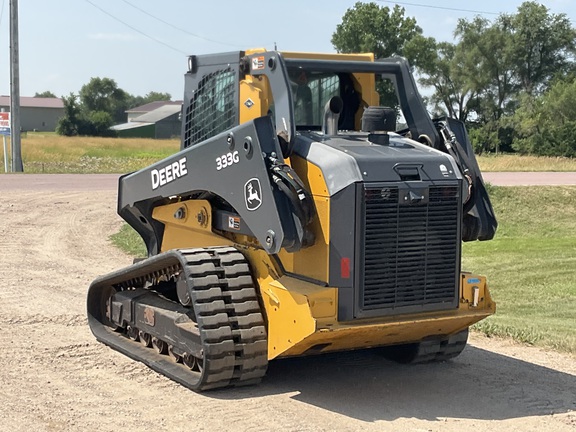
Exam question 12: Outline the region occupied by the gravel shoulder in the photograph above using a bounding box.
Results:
[0,179,574,432]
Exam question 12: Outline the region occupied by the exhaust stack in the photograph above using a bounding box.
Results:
[322,96,343,136]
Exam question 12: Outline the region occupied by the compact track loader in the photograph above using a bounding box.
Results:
[87,49,498,391]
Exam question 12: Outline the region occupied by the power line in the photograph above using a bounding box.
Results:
[119,0,244,48]
[375,0,499,16]
[84,0,188,55]
[376,1,576,25]
[0,0,6,28]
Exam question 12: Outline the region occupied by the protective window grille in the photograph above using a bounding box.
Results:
[308,75,340,125]
[183,69,237,148]
[292,73,340,127]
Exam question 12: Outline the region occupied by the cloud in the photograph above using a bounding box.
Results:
[88,33,139,41]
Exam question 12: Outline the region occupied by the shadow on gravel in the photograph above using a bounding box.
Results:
[211,345,576,422]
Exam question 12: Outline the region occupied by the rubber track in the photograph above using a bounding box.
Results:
[379,328,469,365]
[182,247,268,389]
[408,328,469,364]
[87,247,268,391]
[211,247,268,385]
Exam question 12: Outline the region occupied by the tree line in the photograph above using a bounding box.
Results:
[52,77,171,137]
[333,1,576,157]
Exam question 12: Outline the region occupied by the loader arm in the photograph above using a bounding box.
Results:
[118,116,311,256]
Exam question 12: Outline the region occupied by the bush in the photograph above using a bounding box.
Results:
[56,95,116,137]
[514,122,576,157]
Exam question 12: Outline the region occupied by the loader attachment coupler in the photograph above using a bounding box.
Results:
[435,117,497,241]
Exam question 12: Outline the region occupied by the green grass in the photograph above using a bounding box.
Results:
[463,186,576,353]
[110,224,147,257]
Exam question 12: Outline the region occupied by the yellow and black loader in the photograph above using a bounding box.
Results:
[87,49,497,391]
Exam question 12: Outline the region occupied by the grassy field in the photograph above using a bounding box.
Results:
[111,185,576,354]
[463,186,576,353]
[0,133,179,173]
[476,154,576,171]
[1,134,576,173]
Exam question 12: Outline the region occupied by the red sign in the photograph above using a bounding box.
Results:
[0,112,9,135]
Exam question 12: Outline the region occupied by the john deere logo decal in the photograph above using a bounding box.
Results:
[244,178,262,211]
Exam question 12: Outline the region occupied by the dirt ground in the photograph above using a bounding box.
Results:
[0,178,574,432]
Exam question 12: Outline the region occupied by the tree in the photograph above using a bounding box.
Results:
[145,91,171,101]
[128,91,173,109]
[34,91,57,98]
[56,93,82,136]
[455,16,516,124]
[417,41,478,122]
[332,2,426,62]
[332,2,435,106]
[56,93,115,137]
[511,77,576,157]
[442,1,576,153]
[79,77,130,123]
[453,1,574,123]
[506,1,576,96]
[86,111,115,137]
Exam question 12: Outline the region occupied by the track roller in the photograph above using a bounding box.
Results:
[152,337,168,354]
[126,326,139,341]
[138,331,152,348]
[168,345,181,363]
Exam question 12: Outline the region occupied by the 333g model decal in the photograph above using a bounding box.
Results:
[216,151,239,171]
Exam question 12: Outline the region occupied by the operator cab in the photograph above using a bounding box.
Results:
[286,66,408,139]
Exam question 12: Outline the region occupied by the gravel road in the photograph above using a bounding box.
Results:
[0,175,574,431]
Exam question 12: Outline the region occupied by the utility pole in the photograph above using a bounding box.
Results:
[9,0,23,172]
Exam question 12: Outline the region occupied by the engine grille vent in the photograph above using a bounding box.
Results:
[361,184,460,312]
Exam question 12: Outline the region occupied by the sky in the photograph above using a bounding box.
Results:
[0,0,574,101]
